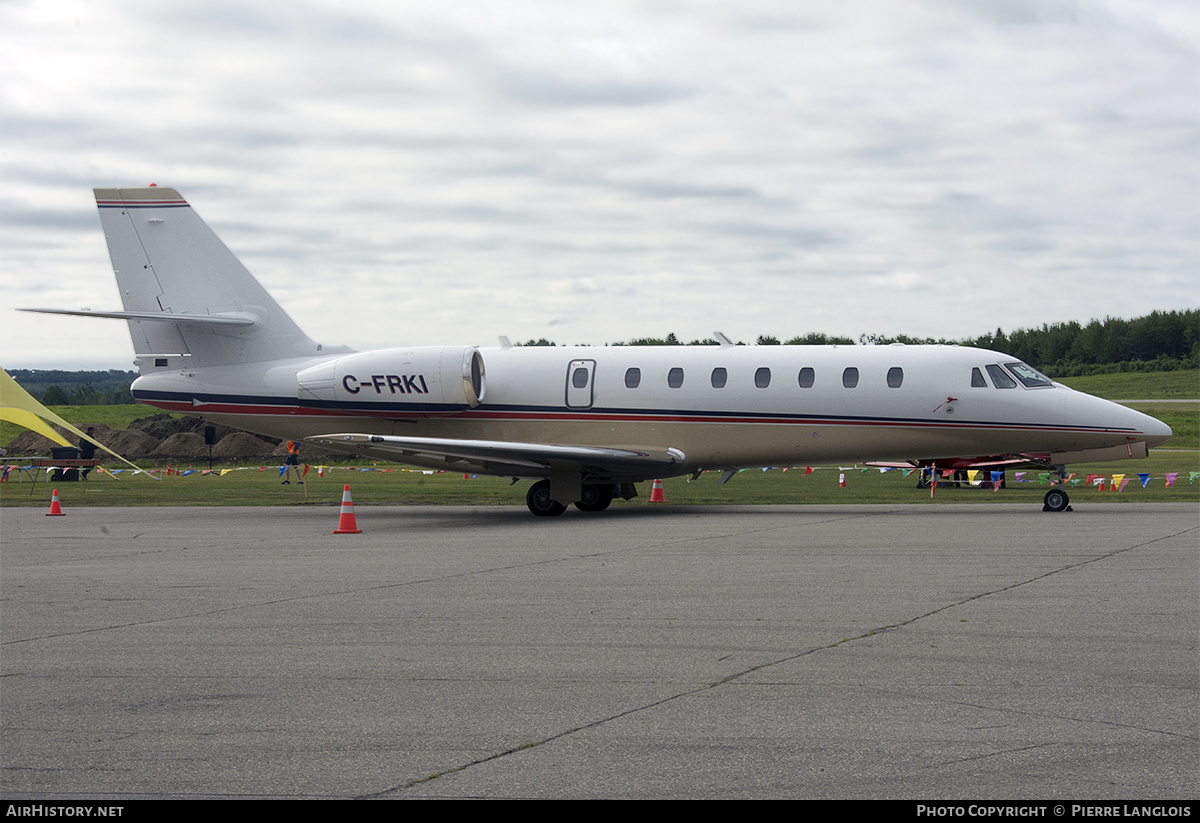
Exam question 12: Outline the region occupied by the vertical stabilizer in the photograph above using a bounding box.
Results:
[94,186,332,371]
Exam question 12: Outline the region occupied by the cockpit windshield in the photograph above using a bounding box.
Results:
[1004,362,1054,388]
[985,364,1017,388]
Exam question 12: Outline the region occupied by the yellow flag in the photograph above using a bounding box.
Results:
[1,368,148,475]
[0,407,71,446]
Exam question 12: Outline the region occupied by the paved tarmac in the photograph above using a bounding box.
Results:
[1,503,1196,799]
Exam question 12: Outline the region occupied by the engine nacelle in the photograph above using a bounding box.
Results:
[297,346,485,411]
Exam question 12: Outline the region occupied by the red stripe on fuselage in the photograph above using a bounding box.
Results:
[141,399,1146,436]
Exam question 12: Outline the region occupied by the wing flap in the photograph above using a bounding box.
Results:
[306,433,686,479]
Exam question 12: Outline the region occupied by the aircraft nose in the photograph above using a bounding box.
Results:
[1113,400,1172,447]
[1139,410,1173,447]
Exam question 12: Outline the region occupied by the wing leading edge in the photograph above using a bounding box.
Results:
[305,433,686,480]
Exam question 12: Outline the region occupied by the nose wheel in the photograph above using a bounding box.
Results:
[1043,488,1071,512]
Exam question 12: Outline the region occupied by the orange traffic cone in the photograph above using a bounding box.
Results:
[648,478,667,502]
[838,472,846,488]
[1098,477,1106,492]
[333,485,363,534]
[46,488,66,516]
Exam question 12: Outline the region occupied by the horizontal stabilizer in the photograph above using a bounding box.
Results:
[20,308,257,327]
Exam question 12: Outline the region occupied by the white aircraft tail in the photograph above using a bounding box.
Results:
[84,186,335,372]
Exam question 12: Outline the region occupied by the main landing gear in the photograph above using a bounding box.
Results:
[525,479,615,516]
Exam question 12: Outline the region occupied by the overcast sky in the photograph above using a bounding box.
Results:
[2,0,1196,370]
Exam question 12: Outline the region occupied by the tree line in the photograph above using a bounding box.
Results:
[524,309,1198,377]
[5,369,139,405]
[8,309,1197,404]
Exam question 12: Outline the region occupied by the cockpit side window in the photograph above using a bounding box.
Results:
[1005,362,1054,388]
[971,367,988,388]
[986,364,1017,389]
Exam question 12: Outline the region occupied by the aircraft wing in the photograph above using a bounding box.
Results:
[306,433,686,480]
[866,456,1043,470]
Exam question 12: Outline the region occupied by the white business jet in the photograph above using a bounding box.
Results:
[23,186,1172,516]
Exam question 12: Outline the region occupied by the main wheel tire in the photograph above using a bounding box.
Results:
[527,480,566,517]
[575,484,613,512]
[1043,488,1069,512]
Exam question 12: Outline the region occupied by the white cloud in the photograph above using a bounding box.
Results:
[1,0,1196,367]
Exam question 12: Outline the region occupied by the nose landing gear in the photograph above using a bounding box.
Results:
[1042,487,1071,512]
[1042,465,1073,512]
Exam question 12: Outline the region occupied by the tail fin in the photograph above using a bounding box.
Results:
[23,186,342,373]
[96,186,343,371]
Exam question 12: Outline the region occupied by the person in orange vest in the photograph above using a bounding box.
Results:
[282,439,302,485]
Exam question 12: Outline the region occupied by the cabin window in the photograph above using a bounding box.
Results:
[971,367,988,387]
[842,367,859,388]
[1006,362,1054,388]
[625,368,641,389]
[668,367,684,388]
[711,367,727,388]
[572,368,589,389]
[798,367,814,388]
[887,367,903,388]
[986,364,1017,389]
[755,367,771,388]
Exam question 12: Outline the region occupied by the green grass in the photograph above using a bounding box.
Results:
[1056,369,1199,398]
[3,455,1195,508]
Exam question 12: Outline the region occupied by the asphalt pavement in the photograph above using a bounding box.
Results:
[2,502,1196,799]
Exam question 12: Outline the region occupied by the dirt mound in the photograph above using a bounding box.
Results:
[2,412,305,463]
[129,414,278,447]
[4,424,112,458]
[102,429,162,459]
[5,431,59,456]
[151,432,208,459]
[212,432,279,460]
[128,414,202,440]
